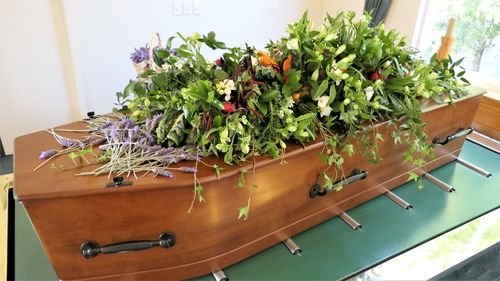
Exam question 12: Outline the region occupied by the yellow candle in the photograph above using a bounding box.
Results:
[445,17,457,37]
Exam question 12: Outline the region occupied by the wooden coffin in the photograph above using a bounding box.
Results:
[14,87,484,280]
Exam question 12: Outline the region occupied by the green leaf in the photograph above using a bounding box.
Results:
[68,152,79,160]
[213,115,222,128]
[328,84,337,103]
[213,165,223,179]
[238,207,249,220]
[237,168,247,188]
[214,69,229,80]
[260,89,280,102]
[408,171,419,182]
[342,144,354,156]
[313,78,329,99]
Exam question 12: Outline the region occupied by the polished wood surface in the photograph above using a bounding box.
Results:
[472,95,500,140]
[14,91,483,280]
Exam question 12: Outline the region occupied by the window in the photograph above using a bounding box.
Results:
[414,0,500,94]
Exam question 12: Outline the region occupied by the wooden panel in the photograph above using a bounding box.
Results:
[15,94,483,281]
[472,95,500,140]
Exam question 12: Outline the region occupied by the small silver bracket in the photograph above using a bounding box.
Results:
[339,212,362,230]
[212,270,229,281]
[385,191,412,209]
[283,238,302,256]
[456,157,492,177]
[423,173,455,192]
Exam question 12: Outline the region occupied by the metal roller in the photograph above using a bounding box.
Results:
[423,173,455,192]
[283,238,302,256]
[339,212,362,230]
[212,270,229,281]
[385,191,412,209]
[455,158,492,177]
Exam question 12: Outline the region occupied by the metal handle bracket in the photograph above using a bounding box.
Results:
[81,231,175,259]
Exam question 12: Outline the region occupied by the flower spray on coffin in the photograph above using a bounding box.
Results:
[38,11,470,219]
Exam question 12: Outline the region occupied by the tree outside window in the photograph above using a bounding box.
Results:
[417,0,499,79]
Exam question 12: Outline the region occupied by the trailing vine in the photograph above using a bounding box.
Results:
[37,12,469,218]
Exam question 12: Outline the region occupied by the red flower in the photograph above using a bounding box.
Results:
[369,70,379,81]
[370,69,386,81]
[223,102,236,113]
[215,58,223,67]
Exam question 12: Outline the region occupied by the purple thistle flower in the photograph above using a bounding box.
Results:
[39,149,57,159]
[153,168,174,178]
[179,166,197,173]
[130,46,149,64]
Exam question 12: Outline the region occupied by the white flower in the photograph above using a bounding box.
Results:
[287,38,299,50]
[134,61,148,75]
[317,96,332,117]
[251,56,258,67]
[364,86,374,101]
[216,79,236,101]
[174,60,185,69]
[161,63,172,72]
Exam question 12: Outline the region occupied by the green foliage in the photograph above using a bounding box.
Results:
[117,12,470,217]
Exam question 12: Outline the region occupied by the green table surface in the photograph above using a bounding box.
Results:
[14,141,500,281]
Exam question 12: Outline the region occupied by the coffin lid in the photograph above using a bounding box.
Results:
[14,86,485,201]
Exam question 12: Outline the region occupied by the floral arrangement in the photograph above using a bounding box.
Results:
[38,12,469,219]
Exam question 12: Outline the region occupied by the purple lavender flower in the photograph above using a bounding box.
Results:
[39,149,57,159]
[55,135,80,148]
[145,114,163,132]
[118,118,134,129]
[130,46,149,64]
[98,121,113,130]
[110,129,119,139]
[179,167,197,173]
[153,168,174,178]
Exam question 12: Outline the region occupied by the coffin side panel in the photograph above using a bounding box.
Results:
[21,95,482,281]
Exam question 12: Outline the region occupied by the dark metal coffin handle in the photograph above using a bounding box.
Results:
[433,127,473,146]
[310,169,368,198]
[80,231,175,259]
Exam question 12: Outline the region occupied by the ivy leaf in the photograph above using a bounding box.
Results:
[238,207,249,220]
[68,152,79,160]
[408,171,419,182]
[237,168,247,188]
[342,144,354,156]
[213,165,223,179]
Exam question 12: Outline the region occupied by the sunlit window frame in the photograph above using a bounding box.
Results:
[412,0,500,97]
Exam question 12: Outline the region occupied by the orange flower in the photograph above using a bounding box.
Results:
[283,55,293,73]
[292,86,309,101]
[258,50,279,71]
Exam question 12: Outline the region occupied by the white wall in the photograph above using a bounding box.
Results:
[322,0,422,43]
[62,0,323,116]
[0,0,421,155]
[0,0,81,155]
